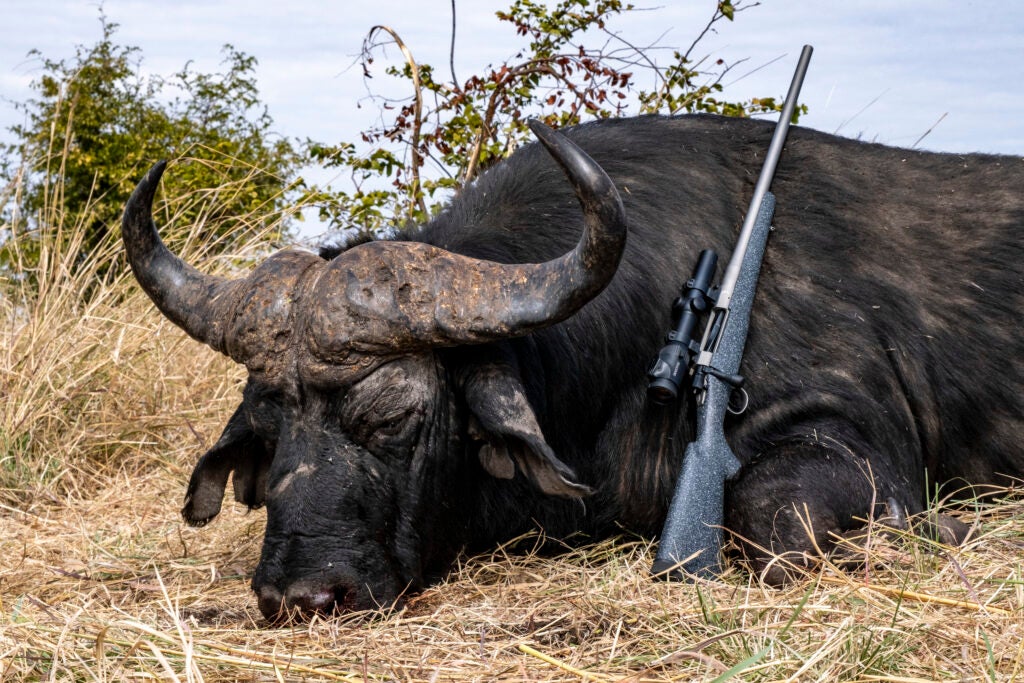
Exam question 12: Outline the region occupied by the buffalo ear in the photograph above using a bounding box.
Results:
[460,361,593,498]
[181,403,273,526]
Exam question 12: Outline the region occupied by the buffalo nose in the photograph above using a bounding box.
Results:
[256,582,357,622]
[256,585,287,622]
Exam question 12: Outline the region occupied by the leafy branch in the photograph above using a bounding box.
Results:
[307,0,799,241]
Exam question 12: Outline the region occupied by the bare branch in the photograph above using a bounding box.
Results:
[364,25,428,219]
[912,112,948,149]
[449,0,459,87]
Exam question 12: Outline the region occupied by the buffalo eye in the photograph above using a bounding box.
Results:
[339,357,437,457]
[362,406,424,458]
[342,391,427,459]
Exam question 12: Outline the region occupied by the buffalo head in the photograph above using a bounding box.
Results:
[122,122,626,621]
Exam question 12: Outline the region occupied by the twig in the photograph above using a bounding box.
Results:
[617,630,737,681]
[911,112,947,149]
[821,577,1012,615]
[365,26,427,219]
[449,0,459,87]
[518,643,610,682]
[834,89,890,135]
[943,550,983,607]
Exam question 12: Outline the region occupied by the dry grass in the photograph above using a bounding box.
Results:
[2,157,1023,682]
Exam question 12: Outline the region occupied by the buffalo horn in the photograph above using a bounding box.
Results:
[490,120,628,333]
[320,121,629,352]
[121,161,236,353]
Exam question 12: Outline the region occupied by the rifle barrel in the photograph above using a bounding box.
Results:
[715,44,813,311]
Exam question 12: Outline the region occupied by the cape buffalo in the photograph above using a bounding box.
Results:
[121,115,1023,621]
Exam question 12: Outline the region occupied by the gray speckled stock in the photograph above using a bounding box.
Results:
[652,193,775,580]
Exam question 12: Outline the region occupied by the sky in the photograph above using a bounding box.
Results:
[2,1,1022,235]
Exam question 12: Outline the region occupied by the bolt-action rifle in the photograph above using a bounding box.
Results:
[648,45,814,580]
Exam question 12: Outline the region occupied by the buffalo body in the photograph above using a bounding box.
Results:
[123,115,1024,619]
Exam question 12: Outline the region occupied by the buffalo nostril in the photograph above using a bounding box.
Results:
[333,585,356,612]
[255,578,364,622]
[281,580,359,618]
[256,585,286,622]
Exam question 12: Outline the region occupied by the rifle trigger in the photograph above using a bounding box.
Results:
[705,367,745,388]
[704,367,749,415]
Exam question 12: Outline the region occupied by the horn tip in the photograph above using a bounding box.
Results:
[527,118,553,139]
[149,159,168,184]
[126,161,169,219]
[528,119,618,204]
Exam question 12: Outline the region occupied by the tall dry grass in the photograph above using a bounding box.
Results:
[1,149,1022,682]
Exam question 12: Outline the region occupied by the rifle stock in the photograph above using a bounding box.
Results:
[650,382,741,578]
[652,194,776,579]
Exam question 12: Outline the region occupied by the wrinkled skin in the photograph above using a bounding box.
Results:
[123,115,1024,621]
[184,340,594,620]
[181,354,457,616]
[248,356,447,616]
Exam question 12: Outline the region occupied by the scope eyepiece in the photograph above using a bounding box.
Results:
[648,376,680,403]
[648,349,684,403]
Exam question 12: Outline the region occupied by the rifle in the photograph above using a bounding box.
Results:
[648,45,814,580]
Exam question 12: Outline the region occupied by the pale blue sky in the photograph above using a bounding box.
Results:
[3,1,1022,235]
[4,1,1022,152]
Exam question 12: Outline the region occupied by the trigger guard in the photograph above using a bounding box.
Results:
[727,387,749,415]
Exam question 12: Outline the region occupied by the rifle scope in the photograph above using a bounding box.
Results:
[647,249,718,403]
